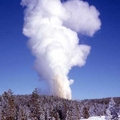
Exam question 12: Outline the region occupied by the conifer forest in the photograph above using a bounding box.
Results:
[0,89,120,120]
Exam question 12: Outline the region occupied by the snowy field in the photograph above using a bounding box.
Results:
[80,116,105,120]
[80,116,120,120]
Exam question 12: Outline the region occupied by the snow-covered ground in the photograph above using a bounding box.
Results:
[80,116,105,120]
[81,116,120,120]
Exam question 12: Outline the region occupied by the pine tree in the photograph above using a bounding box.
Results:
[1,89,16,119]
[29,88,41,119]
[106,98,118,120]
[83,107,89,119]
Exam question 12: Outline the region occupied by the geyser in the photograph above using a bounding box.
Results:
[21,0,101,99]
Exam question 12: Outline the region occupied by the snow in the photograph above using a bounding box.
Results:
[81,116,120,120]
[80,116,105,120]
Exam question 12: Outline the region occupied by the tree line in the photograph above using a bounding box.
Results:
[0,89,120,120]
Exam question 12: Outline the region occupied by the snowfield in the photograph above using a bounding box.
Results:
[81,116,120,120]
[80,116,105,120]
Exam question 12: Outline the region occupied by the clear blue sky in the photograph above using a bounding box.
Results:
[0,0,120,100]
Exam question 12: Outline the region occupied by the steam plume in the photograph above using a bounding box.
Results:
[21,0,101,99]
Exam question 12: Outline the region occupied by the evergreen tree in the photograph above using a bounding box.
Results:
[83,107,89,119]
[1,89,16,119]
[106,98,118,120]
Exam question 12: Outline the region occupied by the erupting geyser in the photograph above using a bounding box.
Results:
[21,0,101,99]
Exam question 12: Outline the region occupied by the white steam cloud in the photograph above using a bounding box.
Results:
[21,0,101,99]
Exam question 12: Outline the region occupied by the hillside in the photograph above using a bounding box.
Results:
[0,89,120,119]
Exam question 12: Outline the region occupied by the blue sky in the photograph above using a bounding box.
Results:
[0,0,120,100]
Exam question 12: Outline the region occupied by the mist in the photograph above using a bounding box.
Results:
[21,0,101,99]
